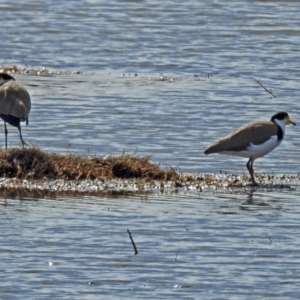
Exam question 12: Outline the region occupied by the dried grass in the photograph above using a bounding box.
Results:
[0,147,179,181]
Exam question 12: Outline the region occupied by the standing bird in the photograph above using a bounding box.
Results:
[204,112,296,185]
[0,72,31,149]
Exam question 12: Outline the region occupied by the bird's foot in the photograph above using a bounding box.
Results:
[20,140,28,148]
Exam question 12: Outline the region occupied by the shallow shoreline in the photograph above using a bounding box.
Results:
[0,172,298,199]
[0,147,298,198]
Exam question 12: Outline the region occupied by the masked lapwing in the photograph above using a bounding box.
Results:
[204,112,296,185]
[0,72,31,149]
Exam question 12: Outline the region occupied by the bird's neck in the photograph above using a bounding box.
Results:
[0,79,13,87]
[273,119,286,141]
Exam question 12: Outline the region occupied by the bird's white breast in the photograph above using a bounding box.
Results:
[219,135,282,159]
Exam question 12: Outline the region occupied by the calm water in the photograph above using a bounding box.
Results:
[2,191,300,299]
[1,0,300,298]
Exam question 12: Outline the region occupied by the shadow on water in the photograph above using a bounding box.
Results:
[0,181,297,204]
[0,187,152,201]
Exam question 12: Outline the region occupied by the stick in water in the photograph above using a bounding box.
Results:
[127,229,138,255]
[253,78,276,97]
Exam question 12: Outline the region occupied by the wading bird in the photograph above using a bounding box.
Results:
[0,72,31,149]
[204,112,296,185]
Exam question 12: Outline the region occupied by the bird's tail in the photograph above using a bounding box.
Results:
[0,114,20,128]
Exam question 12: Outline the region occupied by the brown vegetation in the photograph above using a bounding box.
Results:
[0,147,179,181]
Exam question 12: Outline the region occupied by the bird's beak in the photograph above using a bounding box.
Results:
[287,116,296,126]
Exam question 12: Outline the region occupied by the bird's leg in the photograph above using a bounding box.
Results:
[4,122,7,150]
[246,158,258,186]
[17,124,27,148]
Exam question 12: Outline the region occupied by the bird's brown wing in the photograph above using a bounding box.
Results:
[204,121,278,154]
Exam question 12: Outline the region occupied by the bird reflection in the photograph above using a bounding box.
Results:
[245,187,255,204]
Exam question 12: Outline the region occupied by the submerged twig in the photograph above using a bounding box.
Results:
[253,78,276,97]
[127,229,138,255]
[175,251,178,261]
